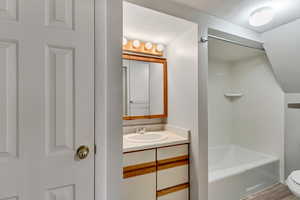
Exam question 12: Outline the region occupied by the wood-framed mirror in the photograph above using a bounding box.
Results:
[122,54,168,120]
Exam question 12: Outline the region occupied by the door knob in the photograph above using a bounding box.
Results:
[76,145,90,160]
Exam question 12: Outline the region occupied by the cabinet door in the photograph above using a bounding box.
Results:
[157,163,189,190]
[123,149,157,200]
[157,144,189,190]
[123,172,156,200]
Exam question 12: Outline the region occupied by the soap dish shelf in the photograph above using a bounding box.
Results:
[224,93,243,98]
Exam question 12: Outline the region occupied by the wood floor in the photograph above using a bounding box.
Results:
[242,184,300,200]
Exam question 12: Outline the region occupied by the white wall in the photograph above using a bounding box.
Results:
[262,18,300,93]
[95,0,123,199]
[166,26,199,200]
[231,56,285,181]
[285,94,300,178]
[208,60,233,147]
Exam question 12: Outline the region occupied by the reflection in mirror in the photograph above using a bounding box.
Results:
[122,54,167,120]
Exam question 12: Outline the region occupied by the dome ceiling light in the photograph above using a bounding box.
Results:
[249,7,274,27]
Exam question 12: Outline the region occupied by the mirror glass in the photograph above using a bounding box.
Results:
[122,55,167,120]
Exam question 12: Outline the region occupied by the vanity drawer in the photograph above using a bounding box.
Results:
[123,149,156,168]
[157,184,189,200]
[157,144,189,163]
[157,161,189,190]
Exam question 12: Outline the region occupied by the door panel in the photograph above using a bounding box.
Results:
[157,165,189,190]
[45,45,75,155]
[0,0,18,21]
[0,0,94,199]
[0,40,18,160]
[129,60,150,116]
[45,0,74,30]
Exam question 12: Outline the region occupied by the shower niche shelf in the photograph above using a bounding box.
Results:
[224,93,243,98]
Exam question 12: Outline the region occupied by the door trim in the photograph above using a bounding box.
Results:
[94,0,123,200]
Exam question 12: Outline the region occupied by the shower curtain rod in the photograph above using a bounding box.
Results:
[200,34,265,51]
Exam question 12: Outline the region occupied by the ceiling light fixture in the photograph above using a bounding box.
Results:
[132,40,141,48]
[156,44,164,52]
[249,7,274,27]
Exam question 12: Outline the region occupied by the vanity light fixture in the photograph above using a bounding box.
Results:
[122,39,164,56]
[123,37,128,46]
[249,7,274,27]
[132,40,141,48]
[156,44,164,52]
[145,42,153,50]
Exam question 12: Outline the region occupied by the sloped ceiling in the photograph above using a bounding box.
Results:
[262,18,300,93]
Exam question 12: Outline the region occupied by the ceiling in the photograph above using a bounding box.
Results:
[123,2,195,45]
[165,0,300,33]
[208,38,265,63]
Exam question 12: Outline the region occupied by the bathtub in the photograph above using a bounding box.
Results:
[209,145,279,200]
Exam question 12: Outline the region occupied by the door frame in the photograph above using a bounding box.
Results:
[95,0,123,200]
[94,1,201,200]
[94,1,265,200]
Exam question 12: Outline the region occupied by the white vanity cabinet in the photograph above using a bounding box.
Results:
[123,144,189,200]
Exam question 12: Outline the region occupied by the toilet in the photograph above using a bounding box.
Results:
[287,170,300,197]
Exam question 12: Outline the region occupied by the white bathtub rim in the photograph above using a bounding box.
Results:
[209,145,277,158]
[209,145,279,162]
[209,145,279,183]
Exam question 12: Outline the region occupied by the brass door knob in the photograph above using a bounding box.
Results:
[76,145,90,160]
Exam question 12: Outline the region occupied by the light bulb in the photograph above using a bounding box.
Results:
[123,37,128,46]
[249,7,274,27]
[156,44,164,52]
[132,40,141,48]
[145,42,153,50]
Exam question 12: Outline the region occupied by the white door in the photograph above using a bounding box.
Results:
[0,0,94,199]
[129,60,150,116]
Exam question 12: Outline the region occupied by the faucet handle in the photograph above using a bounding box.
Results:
[140,127,146,134]
[135,127,140,134]
[136,127,146,134]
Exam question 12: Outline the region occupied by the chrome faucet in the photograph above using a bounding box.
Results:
[136,127,146,135]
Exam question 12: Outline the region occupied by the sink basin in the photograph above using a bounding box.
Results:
[124,132,168,143]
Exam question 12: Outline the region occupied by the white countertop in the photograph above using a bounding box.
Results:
[123,129,190,153]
